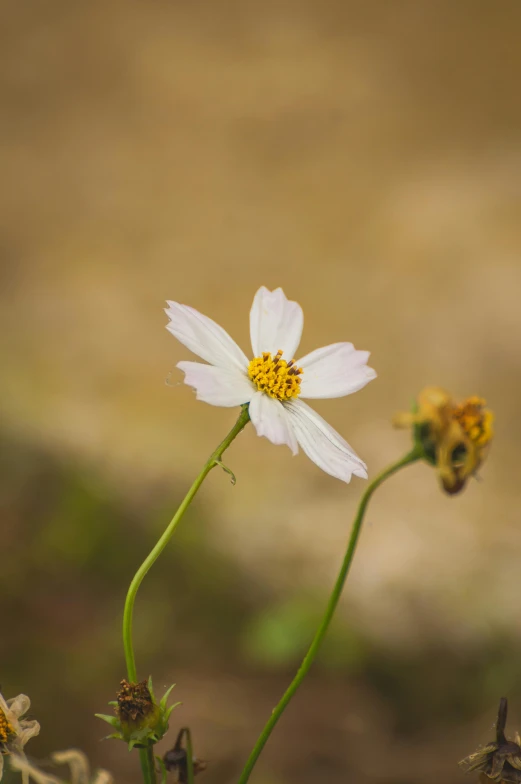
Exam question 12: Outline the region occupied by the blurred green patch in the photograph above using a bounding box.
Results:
[241,596,368,671]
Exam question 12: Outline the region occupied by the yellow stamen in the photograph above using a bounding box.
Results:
[453,396,494,447]
[247,349,303,401]
[0,708,15,746]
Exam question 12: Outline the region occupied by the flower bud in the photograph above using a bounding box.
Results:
[163,729,207,784]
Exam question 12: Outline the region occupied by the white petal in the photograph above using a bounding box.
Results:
[19,720,41,746]
[248,392,298,455]
[92,773,114,784]
[249,286,304,359]
[284,400,367,482]
[298,342,377,399]
[177,361,254,407]
[8,756,58,784]
[165,301,249,371]
[7,694,30,719]
[51,750,90,784]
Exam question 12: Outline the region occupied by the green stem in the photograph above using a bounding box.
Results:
[123,406,250,784]
[237,447,422,784]
[123,405,250,682]
[139,747,156,784]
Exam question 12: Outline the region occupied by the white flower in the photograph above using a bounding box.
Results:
[166,286,376,483]
[0,691,40,783]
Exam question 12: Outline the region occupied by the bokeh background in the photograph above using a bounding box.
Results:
[2,1,521,782]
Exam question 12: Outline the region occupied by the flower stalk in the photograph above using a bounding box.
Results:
[120,405,250,784]
[237,445,423,784]
[122,404,250,682]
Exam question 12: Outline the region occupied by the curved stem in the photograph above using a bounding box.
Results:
[237,447,422,784]
[123,405,250,682]
[123,406,250,784]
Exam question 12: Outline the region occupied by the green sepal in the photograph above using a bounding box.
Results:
[99,731,125,742]
[164,702,182,722]
[159,684,176,710]
[413,421,436,465]
[407,401,433,466]
[95,713,120,728]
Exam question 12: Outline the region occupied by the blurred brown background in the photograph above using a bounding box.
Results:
[2,1,521,782]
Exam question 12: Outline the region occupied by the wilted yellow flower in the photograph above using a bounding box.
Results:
[394,386,493,494]
[0,691,40,782]
[9,749,113,784]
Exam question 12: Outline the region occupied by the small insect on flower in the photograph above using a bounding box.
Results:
[166,286,376,483]
[460,698,521,783]
[0,690,40,782]
[393,386,493,494]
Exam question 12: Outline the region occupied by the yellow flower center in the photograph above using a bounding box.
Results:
[453,396,494,447]
[247,349,303,401]
[0,708,15,747]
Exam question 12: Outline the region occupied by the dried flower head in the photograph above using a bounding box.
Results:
[394,386,493,494]
[460,698,521,783]
[9,748,113,784]
[96,677,179,750]
[0,691,40,782]
[116,679,158,733]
